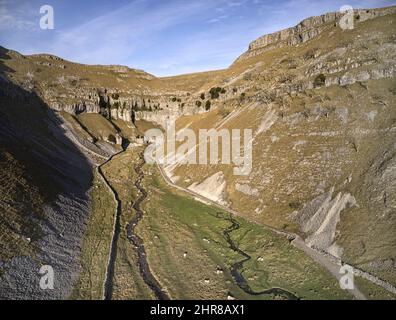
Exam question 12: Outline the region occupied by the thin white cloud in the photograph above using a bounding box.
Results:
[46,0,225,65]
[3,0,395,76]
[0,0,37,31]
[227,1,248,7]
[207,14,229,23]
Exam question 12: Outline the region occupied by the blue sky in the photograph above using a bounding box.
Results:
[0,0,394,76]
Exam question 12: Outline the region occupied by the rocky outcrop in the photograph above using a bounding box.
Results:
[0,77,94,299]
[42,85,205,127]
[236,6,396,62]
[235,183,259,197]
[294,188,357,258]
[188,172,229,206]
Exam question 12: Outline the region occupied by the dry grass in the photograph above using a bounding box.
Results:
[138,164,352,300]
[101,149,155,299]
[77,113,120,142]
[0,151,43,262]
[70,171,115,300]
[354,277,396,300]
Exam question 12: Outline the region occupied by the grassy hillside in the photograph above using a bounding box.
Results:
[138,162,352,300]
[166,14,396,288]
[0,48,94,299]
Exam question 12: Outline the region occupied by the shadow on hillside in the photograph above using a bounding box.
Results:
[0,46,93,200]
[0,47,94,299]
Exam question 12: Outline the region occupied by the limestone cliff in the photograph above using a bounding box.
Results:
[236,6,396,62]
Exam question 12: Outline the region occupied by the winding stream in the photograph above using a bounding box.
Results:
[101,150,168,300]
[211,212,299,300]
[126,152,169,300]
[102,149,295,300]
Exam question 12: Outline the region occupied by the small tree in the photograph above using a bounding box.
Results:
[209,87,222,99]
[205,100,211,111]
[314,74,326,87]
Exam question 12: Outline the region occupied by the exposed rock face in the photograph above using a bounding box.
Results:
[255,110,278,136]
[44,85,206,128]
[236,6,396,62]
[235,183,259,197]
[0,48,202,127]
[188,172,229,206]
[0,69,93,299]
[293,188,357,257]
[9,8,394,130]
[164,7,396,286]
